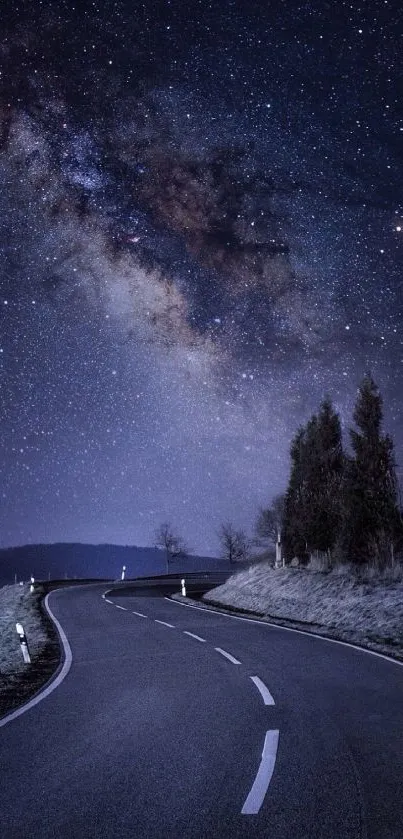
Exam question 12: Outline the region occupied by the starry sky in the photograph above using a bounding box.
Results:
[0,0,402,554]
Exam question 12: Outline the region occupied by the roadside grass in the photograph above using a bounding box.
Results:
[0,583,60,719]
[198,561,403,660]
[0,579,113,719]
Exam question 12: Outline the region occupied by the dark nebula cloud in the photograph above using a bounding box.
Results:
[0,0,402,552]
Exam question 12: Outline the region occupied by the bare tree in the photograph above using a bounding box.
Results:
[218,522,251,564]
[154,522,188,572]
[254,493,285,547]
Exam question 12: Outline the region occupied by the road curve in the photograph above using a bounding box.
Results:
[1,579,403,838]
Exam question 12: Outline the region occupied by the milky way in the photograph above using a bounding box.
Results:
[1,0,402,553]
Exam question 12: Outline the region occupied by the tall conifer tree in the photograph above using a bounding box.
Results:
[283,398,344,561]
[303,397,344,555]
[339,374,401,566]
[282,426,309,561]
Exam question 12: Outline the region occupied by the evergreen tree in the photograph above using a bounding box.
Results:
[304,397,344,555]
[282,426,310,561]
[283,398,344,561]
[339,374,401,567]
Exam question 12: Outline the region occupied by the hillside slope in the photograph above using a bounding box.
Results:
[0,543,230,587]
[202,563,403,659]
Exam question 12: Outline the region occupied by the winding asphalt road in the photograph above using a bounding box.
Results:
[1,575,403,838]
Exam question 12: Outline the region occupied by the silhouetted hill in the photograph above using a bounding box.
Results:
[0,543,232,587]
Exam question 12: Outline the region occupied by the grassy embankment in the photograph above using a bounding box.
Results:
[174,560,403,661]
[0,582,62,718]
[0,580,107,719]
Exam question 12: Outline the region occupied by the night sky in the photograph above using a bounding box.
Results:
[1,0,402,554]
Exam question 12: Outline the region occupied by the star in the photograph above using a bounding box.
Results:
[0,0,401,557]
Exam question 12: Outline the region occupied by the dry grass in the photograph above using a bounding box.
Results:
[0,583,60,718]
[306,552,332,573]
[0,584,49,675]
[202,561,403,659]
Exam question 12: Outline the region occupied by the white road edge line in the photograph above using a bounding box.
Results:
[155,620,174,628]
[250,676,275,706]
[0,591,73,729]
[132,611,147,618]
[104,598,114,604]
[241,730,279,815]
[183,631,206,642]
[114,604,127,610]
[215,647,241,664]
[164,597,403,668]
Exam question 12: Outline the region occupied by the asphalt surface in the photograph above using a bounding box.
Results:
[1,574,403,838]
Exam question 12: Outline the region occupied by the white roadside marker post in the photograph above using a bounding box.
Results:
[16,623,31,664]
[275,531,283,569]
[121,565,126,581]
[181,578,186,596]
[30,576,35,593]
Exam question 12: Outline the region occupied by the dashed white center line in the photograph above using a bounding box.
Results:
[241,730,280,815]
[105,592,280,814]
[183,631,206,642]
[250,676,275,706]
[215,647,241,665]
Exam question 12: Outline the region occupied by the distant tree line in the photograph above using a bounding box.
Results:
[277,374,403,568]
